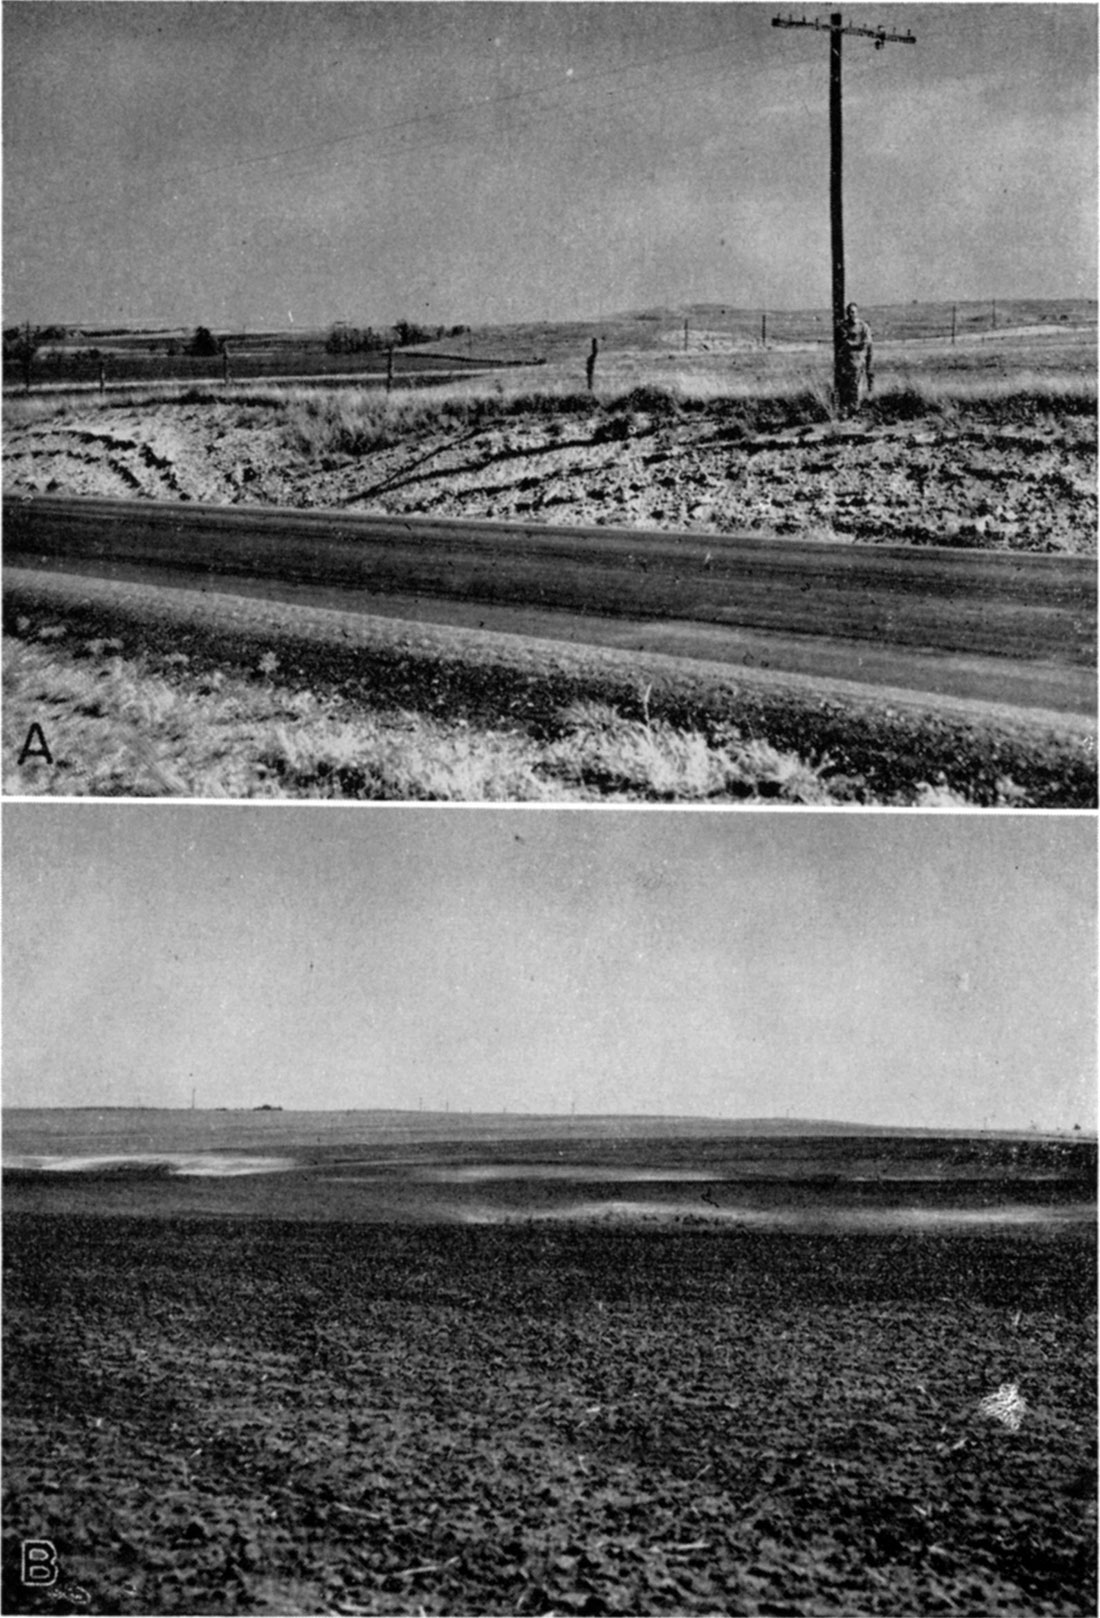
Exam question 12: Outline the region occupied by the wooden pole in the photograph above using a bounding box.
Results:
[830,13,845,405]
[762,310,767,346]
[683,318,689,352]
[951,304,957,346]
[386,345,394,394]
[771,13,915,405]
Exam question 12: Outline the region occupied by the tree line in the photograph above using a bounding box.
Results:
[325,319,469,354]
[3,320,471,368]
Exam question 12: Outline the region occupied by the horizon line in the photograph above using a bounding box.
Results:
[3,1105,1091,1138]
[13,294,1097,336]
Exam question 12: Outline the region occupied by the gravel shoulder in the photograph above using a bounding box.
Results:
[5,568,1096,805]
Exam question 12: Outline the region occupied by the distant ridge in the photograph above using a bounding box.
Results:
[3,1107,1088,1141]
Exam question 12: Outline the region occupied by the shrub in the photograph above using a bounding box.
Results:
[393,319,440,348]
[189,326,222,358]
[325,324,387,356]
[613,383,684,417]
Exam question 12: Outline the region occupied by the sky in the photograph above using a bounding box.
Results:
[4,806,1094,1131]
[3,2,1096,331]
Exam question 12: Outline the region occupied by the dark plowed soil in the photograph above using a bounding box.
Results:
[3,1217,1095,1616]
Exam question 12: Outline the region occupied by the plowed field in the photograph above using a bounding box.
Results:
[3,1215,1095,1616]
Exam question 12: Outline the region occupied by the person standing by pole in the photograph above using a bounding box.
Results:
[837,301,873,416]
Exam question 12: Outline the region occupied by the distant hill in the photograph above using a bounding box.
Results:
[406,297,1097,367]
[4,1106,1089,1151]
[22,298,1095,384]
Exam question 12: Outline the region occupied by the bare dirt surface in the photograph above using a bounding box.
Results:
[4,1212,1096,1617]
[5,1123,1094,1613]
[4,399,1096,554]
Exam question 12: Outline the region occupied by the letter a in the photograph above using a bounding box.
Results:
[17,723,53,766]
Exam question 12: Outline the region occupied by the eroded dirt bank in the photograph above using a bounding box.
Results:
[4,398,1096,553]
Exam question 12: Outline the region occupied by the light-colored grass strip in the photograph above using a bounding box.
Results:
[5,355,1093,441]
[2,633,842,803]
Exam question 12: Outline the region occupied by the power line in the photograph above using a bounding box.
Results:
[212,56,788,197]
[772,11,916,408]
[772,14,915,47]
[12,31,757,224]
[13,47,830,249]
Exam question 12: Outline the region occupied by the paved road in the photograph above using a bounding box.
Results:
[5,494,1096,715]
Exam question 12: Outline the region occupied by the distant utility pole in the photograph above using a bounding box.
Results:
[772,12,915,403]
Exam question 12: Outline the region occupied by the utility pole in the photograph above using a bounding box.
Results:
[772,13,915,404]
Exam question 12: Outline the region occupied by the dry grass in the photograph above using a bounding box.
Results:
[3,629,868,803]
[276,369,1095,463]
[5,627,1048,806]
[543,699,834,803]
[5,334,1093,446]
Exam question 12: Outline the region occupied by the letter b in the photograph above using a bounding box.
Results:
[21,1540,58,1586]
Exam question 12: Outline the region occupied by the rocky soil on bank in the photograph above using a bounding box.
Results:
[4,398,1096,554]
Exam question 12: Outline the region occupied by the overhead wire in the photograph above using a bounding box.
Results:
[11,28,772,223]
[12,56,830,255]
[13,8,1080,223]
[232,54,811,191]
[200,59,827,258]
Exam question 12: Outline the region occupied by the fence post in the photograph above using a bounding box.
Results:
[386,345,394,394]
[761,311,767,346]
[951,305,956,346]
[683,319,689,353]
[222,348,229,385]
